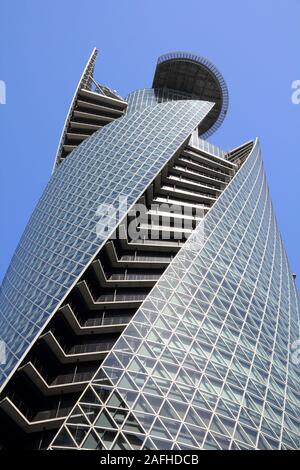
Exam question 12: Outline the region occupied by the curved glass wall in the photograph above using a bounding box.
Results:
[0,99,213,388]
[50,140,300,450]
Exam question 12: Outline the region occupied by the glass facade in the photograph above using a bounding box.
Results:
[50,140,300,450]
[126,88,201,115]
[0,50,299,451]
[0,99,213,387]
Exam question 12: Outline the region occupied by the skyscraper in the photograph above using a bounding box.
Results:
[0,49,299,450]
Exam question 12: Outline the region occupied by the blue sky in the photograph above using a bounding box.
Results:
[0,0,299,288]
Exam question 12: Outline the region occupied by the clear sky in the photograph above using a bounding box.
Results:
[0,0,299,288]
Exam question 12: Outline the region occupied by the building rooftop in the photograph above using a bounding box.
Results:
[152,51,229,138]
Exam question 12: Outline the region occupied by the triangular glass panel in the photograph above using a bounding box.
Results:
[67,425,89,446]
[68,406,90,425]
[94,409,117,429]
[95,429,117,450]
[53,426,77,448]
[80,386,102,405]
[82,430,104,450]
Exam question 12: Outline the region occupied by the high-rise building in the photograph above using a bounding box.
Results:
[0,49,299,450]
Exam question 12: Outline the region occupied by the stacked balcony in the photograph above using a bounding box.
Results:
[58,89,127,165]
